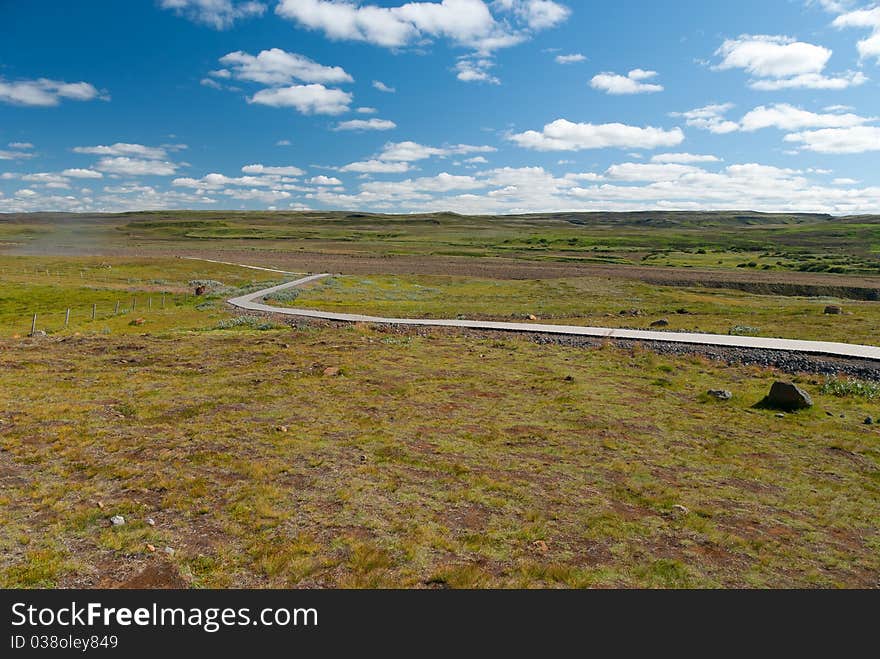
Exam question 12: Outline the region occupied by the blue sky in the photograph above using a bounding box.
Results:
[1,0,879,214]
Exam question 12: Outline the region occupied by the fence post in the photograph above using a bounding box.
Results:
[148,297,152,310]
[115,300,120,315]
[132,297,136,312]
[161,293,166,309]
[65,308,70,327]
[31,313,37,336]
[91,304,96,320]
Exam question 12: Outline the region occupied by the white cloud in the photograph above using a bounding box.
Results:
[334,118,397,131]
[73,143,171,159]
[159,0,266,29]
[8,142,34,149]
[377,140,495,161]
[241,164,305,175]
[509,119,684,151]
[372,80,396,93]
[0,78,105,107]
[833,7,880,62]
[94,157,179,176]
[713,34,866,89]
[494,0,571,30]
[0,149,35,160]
[677,103,875,134]
[590,69,663,94]
[651,153,722,164]
[218,49,353,85]
[339,160,412,173]
[554,53,586,64]
[455,57,499,83]
[671,103,739,134]
[21,172,70,188]
[739,103,872,131]
[62,168,103,179]
[357,106,378,113]
[784,126,880,153]
[248,84,352,114]
[308,175,343,185]
[276,139,293,146]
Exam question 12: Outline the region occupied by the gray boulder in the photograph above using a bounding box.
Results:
[760,381,813,411]
[708,389,732,401]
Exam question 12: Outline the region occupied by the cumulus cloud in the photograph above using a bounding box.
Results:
[158,0,266,29]
[0,78,106,106]
[590,69,663,94]
[94,157,179,176]
[372,80,396,93]
[713,34,867,89]
[334,118,397,131]
[651,153,722,164]
[8,142,34,149]
[248,84,353,114]
[62,168,104,178]
[676,103,875,134]
[508,119,684,151]
[833,7,880,62]
[378,140,496,161]
[73,143,172,159]
[554,53,586,64]
[217,49,353,85]
[275,0,570,83]
[308,175,343,185]
[455,57,499,83]
[339,160,412,173]
[241,164,305,175]
[0,149,36,160]
[784,126,880,153]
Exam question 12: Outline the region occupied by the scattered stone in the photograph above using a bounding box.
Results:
[650,319,670,328]
[564,375,575,382]
[96,501,105,509]
[282,343,290,349]
[864,417,874,425]
[619,309,642,317]
[276,425,288,433]
[760,381,813,411]
[671,504,689,516]
[146,517,155,526]
[163,546,175,556]
[128,318,145,326]
[532,540,549,553]
[146,544,156,553]
[110,515,125,526]
[826,411,835,417]
[359,454,367,463]
[194,285,206,296]
[824,305,843,315]
[707,389,732,401]
[528,314,538,321]
[775,413,786,418]
[676,308,691,315]
[29,330,47,338]
[323,366,341,377]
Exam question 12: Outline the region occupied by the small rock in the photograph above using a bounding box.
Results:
[29,330,47,338]
[564,375,575,382]
[775,413,786,418]
[650,319,670,328]
[110,515,125,526]
[824,305,843,315]
[532,540,549,553]
[146,544,156,553]
[707,389,732,401]
[276,425,288,433]
[528,314,538,321]
[146,517,155,526]
[761,381,813,411]
[96,501,105,509]
[163,546,175,556]
[282,343,290,349]
[676,308,690,315]
[864,417,874,425]
[323,366,341,377]
[671,504,689,516]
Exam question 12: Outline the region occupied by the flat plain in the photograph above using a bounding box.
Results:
[1,211,878,588]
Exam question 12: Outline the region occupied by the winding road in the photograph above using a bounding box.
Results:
[188,257,880,361]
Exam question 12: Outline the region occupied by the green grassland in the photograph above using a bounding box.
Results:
[275,274,880,345]
[4,210,880,274]
[1,220,879,588]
